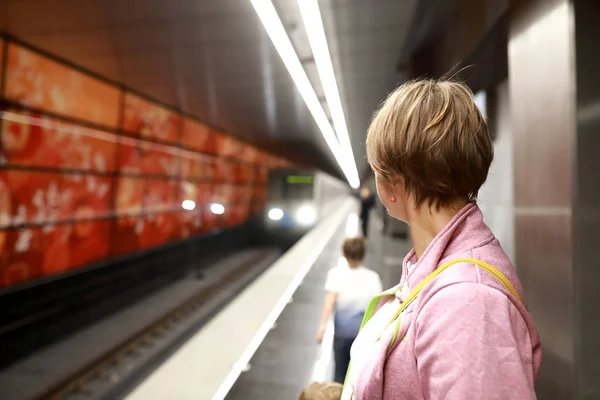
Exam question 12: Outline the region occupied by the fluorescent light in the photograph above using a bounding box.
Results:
[249,0,360,189]
[210,203,225,215]
[297,0,359,187]
[182,200,196,211]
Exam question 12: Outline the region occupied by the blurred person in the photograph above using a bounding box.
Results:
[358,186,375,237]
[316,237,382,384]
[342,79,542,399]
[299,381,343,400]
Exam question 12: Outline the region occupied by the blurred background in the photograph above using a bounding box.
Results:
[0,0,597,399]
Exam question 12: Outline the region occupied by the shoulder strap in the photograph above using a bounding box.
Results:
[383,257,522,339]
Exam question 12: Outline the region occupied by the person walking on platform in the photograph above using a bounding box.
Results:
[358,186,375,238]
[341,79,542,400]
[316,237,382,384]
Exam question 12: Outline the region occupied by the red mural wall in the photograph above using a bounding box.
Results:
[0,41,289,288]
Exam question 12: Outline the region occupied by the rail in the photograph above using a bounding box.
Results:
[35,249,278,400]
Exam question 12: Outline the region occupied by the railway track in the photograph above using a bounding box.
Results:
[35,248,279,400]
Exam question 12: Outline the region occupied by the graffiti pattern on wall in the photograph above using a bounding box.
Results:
[0,41,289,288]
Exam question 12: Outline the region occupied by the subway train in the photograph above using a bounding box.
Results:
[261,168,349,241]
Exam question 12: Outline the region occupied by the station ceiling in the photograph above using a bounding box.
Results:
[0,0,424,181]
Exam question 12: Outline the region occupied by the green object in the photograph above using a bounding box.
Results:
[342,285,398,391]
[286,175,314,184]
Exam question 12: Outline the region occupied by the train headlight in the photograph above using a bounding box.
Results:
[296,205,316,225]
[268,208,284,221]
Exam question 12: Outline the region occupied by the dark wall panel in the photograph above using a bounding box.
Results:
[407,0,508,94]
[574,0,600,397]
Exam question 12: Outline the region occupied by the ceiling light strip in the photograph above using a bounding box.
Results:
[249,0,359,188]
[297,0,359,185]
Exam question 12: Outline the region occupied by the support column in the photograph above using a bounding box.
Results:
[509,0,576,398]
[510,0,600,398]
[573,0,600,397]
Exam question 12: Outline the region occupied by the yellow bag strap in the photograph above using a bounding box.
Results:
[381,257,523,338]
[343,257,522,398]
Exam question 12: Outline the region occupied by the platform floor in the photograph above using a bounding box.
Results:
[224,212,411,399]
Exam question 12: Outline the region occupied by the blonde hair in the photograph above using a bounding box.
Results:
[366,79,493,209]
[342,237,366,265]
[299,381,343,400]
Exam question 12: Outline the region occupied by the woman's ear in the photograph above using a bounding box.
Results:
[375,176,395,201]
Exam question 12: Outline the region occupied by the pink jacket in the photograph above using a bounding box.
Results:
[354,203,542,399]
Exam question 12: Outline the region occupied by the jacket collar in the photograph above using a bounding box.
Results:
[399,202,494,291]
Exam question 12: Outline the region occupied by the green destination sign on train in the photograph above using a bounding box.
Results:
[286,175,314,184]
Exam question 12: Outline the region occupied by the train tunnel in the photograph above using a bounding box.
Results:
[0,0,598,399]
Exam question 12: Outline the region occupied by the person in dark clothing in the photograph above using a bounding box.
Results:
[359,186,375,237]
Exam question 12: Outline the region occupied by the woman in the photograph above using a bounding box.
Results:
[342,80,542,399]
[316,237,382,384]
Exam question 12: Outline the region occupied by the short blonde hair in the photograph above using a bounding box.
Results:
[299,382,343,400]
[366,79,493,209]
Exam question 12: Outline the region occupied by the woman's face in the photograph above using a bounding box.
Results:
[375,174,409,222]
